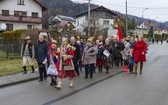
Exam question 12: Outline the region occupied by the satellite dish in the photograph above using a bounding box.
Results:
[0,23,7,30]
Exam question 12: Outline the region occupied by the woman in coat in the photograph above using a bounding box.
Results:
[82,37,97,79]
[104,38,113,74]
[133,35,147,75]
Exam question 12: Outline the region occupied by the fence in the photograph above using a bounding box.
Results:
[0,38,21,59]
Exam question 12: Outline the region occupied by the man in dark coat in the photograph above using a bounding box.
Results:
[70,36,81,76]
[35,34,48,82]
[112,36,125,68]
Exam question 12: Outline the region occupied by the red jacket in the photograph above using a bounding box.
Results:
[133,40,147,62]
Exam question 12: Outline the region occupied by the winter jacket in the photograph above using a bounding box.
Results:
[35,40,48,63]
[133,40,146,62]
[82,46,97,65]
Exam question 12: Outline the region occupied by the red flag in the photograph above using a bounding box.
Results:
[117,24,123,42]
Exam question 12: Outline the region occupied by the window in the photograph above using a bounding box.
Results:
[32,12,38,18]
[77,21,79,26]
[103,20,109,25]
[90,20,98,26]
[6,24,13,31]
[27,25,34,29]
[14,11,27,16]
[17,0,24,5]
[2,10,9,16]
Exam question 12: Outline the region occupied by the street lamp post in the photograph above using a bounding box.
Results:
[142,8,148,35]
[153,17,159,39]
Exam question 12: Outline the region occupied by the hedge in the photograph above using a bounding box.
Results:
[2,29,26,41]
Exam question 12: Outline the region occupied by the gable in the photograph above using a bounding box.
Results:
[76,6,117,18]
[0,0,47,11]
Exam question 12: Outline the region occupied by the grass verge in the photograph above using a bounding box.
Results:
[0,59,38,77]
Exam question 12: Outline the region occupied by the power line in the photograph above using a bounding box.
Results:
[91,0,168,10]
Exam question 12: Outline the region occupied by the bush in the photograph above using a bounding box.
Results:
[2,29,26,41]
[2,29,26,58]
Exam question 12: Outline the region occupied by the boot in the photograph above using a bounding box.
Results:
[50,78,54,86]
[140,63,143,74]
[106,68,109,74]
[69,79,73,88]
[100,66,103,73]
[55,79,61,90]
[130,65,133,74]
[31,66,35,73]
[98,66,101,73]
[134,64,138,75]
[23,66,27,74]
[53,77,57,86]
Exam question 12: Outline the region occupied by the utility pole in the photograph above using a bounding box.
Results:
[88,0,91,37]
[125,0,128,36]
[142,8,148,35]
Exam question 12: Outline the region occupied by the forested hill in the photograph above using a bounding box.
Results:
[38,0,96,17]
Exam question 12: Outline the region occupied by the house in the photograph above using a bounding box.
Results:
[0,0,47,31]
[48,15,75,30]
[75,6,118,36]
[136,21,153,35]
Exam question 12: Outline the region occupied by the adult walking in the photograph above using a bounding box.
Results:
[82,37,97,79]
[21,36,35,74]
[35,34,48,82]
[112,36,124,68]
[133,35,147,75]
[104,38,113,74]
[160,38,163,44]
[70,36,81,76]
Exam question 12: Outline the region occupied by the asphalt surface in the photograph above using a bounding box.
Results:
[0,42,168,105]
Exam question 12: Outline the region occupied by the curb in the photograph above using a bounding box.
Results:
[0,69,124,89]
[0,76,39,89]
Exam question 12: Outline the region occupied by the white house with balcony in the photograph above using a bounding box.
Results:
[75,6,118,36]
[0,0,47,31]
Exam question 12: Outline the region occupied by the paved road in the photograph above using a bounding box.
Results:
[0,42,168,105]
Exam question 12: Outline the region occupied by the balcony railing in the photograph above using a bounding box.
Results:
[0,15,42,23]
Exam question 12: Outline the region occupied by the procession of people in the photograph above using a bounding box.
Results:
[21,33,147,90]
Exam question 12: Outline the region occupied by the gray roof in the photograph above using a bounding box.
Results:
[57,15,75,22]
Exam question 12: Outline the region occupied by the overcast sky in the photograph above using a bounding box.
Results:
[71,0,168,22]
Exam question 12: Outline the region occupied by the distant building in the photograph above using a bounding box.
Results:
[75,6,118,36]
[48,15,75,30]
[136,21,153,35]
[0,0,47,31]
